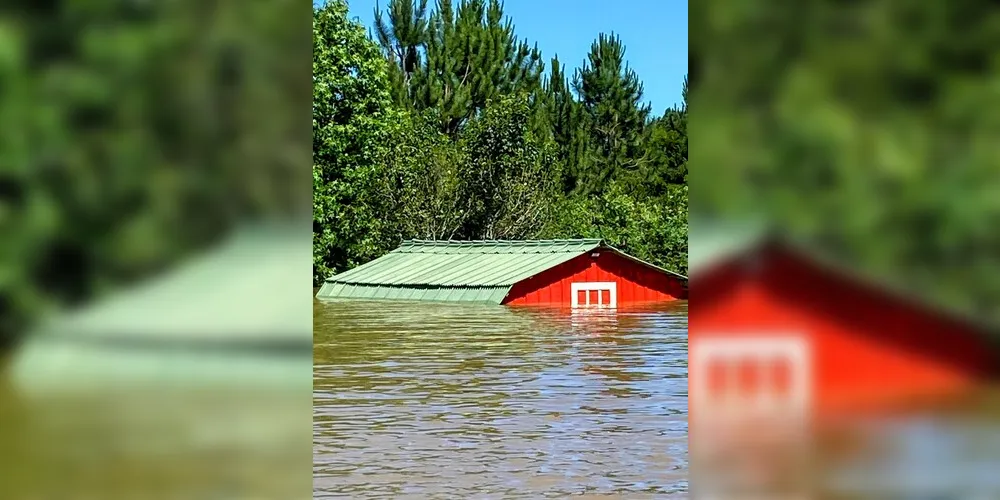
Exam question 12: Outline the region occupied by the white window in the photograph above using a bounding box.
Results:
[690,335,811,421]
[570,281,617,308]
[690,335,814,499]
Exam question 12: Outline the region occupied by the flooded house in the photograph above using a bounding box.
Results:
[316,239,688,307]
[688,223,1000,421]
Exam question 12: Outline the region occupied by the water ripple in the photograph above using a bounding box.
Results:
[314,300,688,498]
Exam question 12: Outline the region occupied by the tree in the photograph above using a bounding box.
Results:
[692,0,1000,319]
[544,56,591,194]
[628,75,688,196]
[376,0,545,135]
[455,94,558,239]
[541,182,688,274]
[313,0,399,284]
[381,111,468,241]
[373,0,429,105]
[2,0,308,341]
[573,32,651,195]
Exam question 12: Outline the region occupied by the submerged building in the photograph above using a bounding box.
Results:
[316,239,688,307]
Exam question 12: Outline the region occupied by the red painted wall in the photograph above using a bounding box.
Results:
[690,245,1000,416]
[503,251,686,306]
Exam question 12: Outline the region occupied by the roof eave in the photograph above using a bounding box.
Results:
[692,229,1000,350]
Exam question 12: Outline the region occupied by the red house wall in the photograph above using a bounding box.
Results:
[690,246,999,416]
[503,251,686,306]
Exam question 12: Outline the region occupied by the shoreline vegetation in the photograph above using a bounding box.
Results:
[312,0,688,286]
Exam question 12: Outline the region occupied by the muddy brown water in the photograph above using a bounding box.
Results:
[313,299,690,498]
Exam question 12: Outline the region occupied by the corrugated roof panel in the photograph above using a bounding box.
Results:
[366,254,440,283]
[317,283,507,303]
[321,254,385,283]
[455,288,473,301]
[340,253,414,283]
[458,254,517,285]
[397,254,466,284]
[476,252,573,286]
[391,287,414,300]
[428,253,512,285]
[324,239,603,288]
[316,282,338,297]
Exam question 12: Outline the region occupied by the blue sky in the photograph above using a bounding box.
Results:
[339,0,688,115]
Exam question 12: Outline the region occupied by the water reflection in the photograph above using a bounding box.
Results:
[689,385,1000,498]
[313,300,689,497]
[815,392,1000,498]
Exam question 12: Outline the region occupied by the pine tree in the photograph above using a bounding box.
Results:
[573,32,651,195]
[544,56,590,194]
[373,0,430,106]
[376,0,545,135]
[632,75,687,196]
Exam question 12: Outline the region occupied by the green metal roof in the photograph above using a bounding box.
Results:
[316,282,511,303]
[9,223,313,395]
[688,218,769,274]
[317,239,685,304]
[27,224,314,343]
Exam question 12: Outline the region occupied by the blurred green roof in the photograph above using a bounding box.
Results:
[317,239,686,304]
[9,223,313,393]
[32,224,313,342]
[688,219,769,274]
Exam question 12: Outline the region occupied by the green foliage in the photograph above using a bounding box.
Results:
[572,33,652,195]
[314,0,688,285]
[544,56,592,193]
[692,0,1000,319]
[542,184,688,275]
[373,0,545,136]
[370,95,558,242]
[2,0,307,343]
[313,0,398,283]
[630,80,688,196]
[381,111,467,241]
[455,95,558,239]
[373,0,429,104]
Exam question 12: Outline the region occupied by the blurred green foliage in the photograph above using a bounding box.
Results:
[0,0,310,343]
[313,0,688,285]
[691,1,1000,319]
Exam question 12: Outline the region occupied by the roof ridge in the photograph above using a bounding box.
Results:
[390,238,605,255]
[402,238,603,245]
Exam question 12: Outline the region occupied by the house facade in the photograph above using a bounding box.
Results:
[689,225,1000,420]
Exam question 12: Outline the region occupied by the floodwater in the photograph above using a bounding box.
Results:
[313,299,690,498]
[0,344,311,498]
